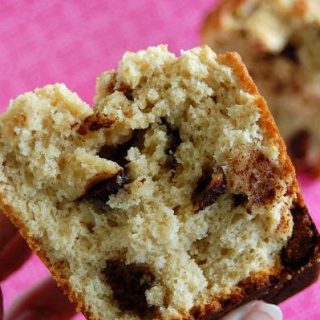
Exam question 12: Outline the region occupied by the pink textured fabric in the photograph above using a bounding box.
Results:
[0,1,319,319]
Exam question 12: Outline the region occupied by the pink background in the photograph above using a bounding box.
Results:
[0,1,319,319]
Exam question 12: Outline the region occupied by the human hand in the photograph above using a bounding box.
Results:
[0,211,283,320]
[0,212,76,320]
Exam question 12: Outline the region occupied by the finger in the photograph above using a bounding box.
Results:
[0,213,17,253]
[222,301,282,320]
[5,277,77,320]
[0,233,31,282]
[0,287,3,320]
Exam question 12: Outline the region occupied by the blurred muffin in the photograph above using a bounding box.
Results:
[202,0,320,175]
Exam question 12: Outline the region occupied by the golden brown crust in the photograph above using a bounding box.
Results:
[190,197,320,319]
[218,50,303,207]
[217,51,296,176]
[195,211,320,319]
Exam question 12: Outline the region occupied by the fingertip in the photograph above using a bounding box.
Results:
[222,300,282,320]
[245,301,282,320]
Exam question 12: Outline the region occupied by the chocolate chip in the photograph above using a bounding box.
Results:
[193,166,227,212]
[103,260,156,315]
[81,170,129,204]
[118,83,134,101]
[123,89,133,101]
[98,130,145,167]
[233,193,248,207]
[166,129,181,169]
[99,144,129,168]
[289,129,310,160]
[212,95,218,103]
[280,43,299,64]
[160,118,182,169]
[78,113,115,135]
[86,223,94,233]
[281,205,317,270]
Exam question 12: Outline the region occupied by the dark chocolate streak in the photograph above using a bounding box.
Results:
[193,166,226,212]
[193,204,320,320]
[281,205,318,269]
[166,128,182,169]
[103,260,158,317]
[159,118,182,169]
[78,113,115,135]
[118,83,134,101]
[232,193,248,207]
[81,171,129,203]
[98,129,145,167]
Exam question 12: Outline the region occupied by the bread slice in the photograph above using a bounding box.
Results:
[202,0,320,175]
[0,45,319,320]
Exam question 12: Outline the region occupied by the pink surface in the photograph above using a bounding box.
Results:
[0,1,319,319]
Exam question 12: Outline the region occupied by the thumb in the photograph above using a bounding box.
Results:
[222,301,283,320]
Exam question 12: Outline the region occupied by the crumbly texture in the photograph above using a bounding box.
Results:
[202,0,320,174]
[0,45,313,320]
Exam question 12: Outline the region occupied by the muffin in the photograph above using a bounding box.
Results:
[0,45,319,319]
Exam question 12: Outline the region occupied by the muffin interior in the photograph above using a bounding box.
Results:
[0,46,294,319]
